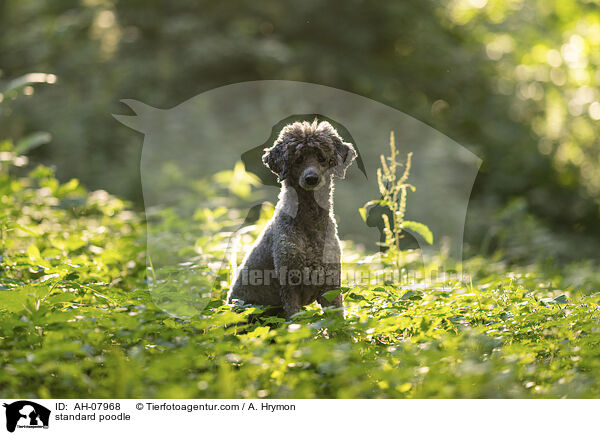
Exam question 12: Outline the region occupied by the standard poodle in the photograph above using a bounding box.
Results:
[227,120,357,319]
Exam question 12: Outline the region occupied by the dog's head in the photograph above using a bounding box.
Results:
[262,120,356,190]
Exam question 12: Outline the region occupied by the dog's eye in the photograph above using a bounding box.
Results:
[295,155,304,164]
[317,152,326,163]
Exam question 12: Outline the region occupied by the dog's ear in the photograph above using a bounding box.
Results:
[262,141,288,182]
[331,137,357,179]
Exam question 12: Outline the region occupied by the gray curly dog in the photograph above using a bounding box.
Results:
[227,120,357,319]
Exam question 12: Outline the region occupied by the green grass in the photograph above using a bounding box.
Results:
[1,154,600,398]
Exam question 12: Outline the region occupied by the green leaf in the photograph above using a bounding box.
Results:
[14,132,52,156]
[400,290,423,300]
[26,244,42,261]
[553,294,568,304]
[6,221,38,235]
[3,73,56,95]
[0,286,48,312]
[359,200,390,222]
[358,207,367,222]
[321,289,341,302]
[47,292,77,305]
[347,293,367,301]
[402,221,433,244]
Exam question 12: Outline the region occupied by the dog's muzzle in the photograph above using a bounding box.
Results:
[300,168,322,190]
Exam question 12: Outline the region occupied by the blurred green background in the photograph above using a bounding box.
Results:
[1,0,599,262]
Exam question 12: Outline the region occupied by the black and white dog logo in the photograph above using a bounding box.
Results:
[3,401,50,433]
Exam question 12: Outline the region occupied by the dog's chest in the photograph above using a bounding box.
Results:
[294,223,340,264]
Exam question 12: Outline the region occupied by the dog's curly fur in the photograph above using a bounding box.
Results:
[227,120,356,319]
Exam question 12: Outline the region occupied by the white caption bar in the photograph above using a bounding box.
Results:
[0,399,595,435]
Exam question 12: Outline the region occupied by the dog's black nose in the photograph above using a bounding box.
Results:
[305,174,319,186]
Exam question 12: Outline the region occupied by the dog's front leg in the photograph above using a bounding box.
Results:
[274,246,303,320]
[280,287,302,320]
[317,292,344,317]
[317,264,344,317]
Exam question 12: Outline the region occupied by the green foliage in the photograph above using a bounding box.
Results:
[2,152,600,399]
[360,132,432,271]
